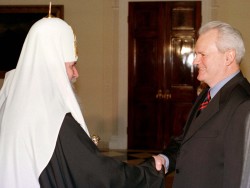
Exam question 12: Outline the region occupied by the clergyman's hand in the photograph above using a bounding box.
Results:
[153,155,166,173]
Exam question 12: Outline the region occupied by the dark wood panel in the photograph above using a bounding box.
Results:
[128,2,164,149]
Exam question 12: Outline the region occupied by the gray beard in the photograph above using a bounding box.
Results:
[70,77,77,84]
[71,82,81,106]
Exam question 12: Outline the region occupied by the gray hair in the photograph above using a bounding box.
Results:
[199,21,245,63]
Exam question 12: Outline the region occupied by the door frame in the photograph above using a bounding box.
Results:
[108,0,212,149]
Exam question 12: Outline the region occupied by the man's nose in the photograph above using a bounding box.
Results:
[193,55,200,65]
[73,68,79,78]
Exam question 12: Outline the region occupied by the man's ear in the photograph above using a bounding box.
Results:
[225,49,236,66]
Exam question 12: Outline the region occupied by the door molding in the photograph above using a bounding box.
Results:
[109,0,212,149]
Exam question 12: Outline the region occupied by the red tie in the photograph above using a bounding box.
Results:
[199,91,211,110]
[197,91,211,117]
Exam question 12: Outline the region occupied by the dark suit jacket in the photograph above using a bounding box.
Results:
[39,113,165,188]
[162,72,250,188]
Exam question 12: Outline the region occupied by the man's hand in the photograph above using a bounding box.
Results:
[153,155,166,173]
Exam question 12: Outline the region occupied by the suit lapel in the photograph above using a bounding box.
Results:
[183,95,219,144]
[182,89,207,135]
[182,72,245,145]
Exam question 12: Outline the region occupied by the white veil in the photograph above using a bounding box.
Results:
[0,18,89,188]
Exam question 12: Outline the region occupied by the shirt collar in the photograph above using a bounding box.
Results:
[209,70,240,99]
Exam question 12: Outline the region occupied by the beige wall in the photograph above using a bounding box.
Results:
[0,0,250,149]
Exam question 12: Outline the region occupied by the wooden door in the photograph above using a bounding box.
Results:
[128,1,201,150]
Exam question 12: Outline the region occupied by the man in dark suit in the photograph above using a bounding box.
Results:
[153,21,250,188]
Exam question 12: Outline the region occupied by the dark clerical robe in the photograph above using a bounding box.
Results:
[39,113,165,188]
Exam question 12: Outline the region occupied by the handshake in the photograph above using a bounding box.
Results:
[153,155,167,173]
